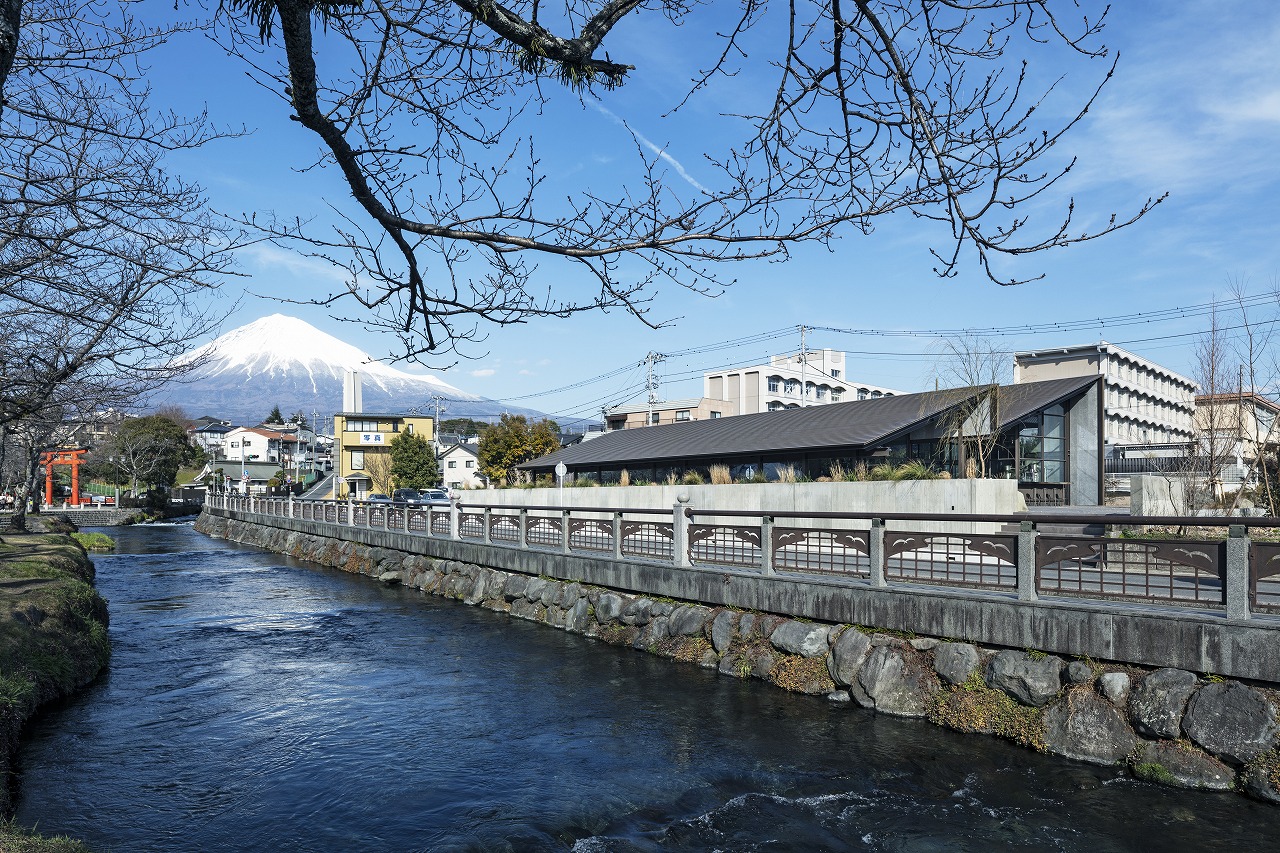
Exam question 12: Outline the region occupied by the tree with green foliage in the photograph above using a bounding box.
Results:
[439,417,493,437]
[389,431,440,489]
[106,415,198,496]
[265,405,285,424]
[478,415,561,486]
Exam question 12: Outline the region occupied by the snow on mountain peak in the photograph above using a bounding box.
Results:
[182,314,475,399]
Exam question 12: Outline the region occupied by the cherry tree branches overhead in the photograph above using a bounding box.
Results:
[219,0,1160,357]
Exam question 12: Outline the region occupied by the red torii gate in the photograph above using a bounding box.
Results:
[39,448,88,507]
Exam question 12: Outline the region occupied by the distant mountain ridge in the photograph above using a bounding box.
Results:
[149,314,546,425]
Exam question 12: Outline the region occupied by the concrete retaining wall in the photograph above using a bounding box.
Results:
[455,479,1026,533]
[195,508,1280,805]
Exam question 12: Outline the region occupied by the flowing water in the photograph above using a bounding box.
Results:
[13,523,1280,851]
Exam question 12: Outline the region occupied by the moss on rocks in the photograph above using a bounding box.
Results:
[927,671,1046,751]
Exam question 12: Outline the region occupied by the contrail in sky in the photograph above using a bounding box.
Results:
[588,100,709,194]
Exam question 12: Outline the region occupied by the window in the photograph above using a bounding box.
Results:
[858,388,869,400]
[831,391,842,402]
[448,460,457,468]
[768,376,781,392]
[710,411,722,418]
[767,401,784,411]
[351,450,365,470]
[675,410,691,421]
[870,390,882,398]
[785,379,800,395]
[231,441,239,448]
[815,386,827,400]
[347,419,379,432]
[466,460,474,468]
[831,369,840,379]
[650,413,660,424]
[243,439,252,446]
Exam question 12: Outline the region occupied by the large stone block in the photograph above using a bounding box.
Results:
[986,651,1063,708]
[668,604,712,637]
[851,644,939,718]
[770,620,831,657]
[1043,690,1136,766]
[933,642,980,687]
[1183,681,1279,766]
[827,628,872,688]
[710,610,739,654]
[1132,740,1233,791]
[594,593,624,624]
[1128,668,1198,739]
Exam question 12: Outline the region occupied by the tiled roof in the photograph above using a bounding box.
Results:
[519,376,1097,471]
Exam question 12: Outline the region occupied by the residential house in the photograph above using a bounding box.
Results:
[703,349,901,414]
[223,426,299,466]
[333,412,435,498]
[439,443,486,491]
[521,376,1104,506]
[190,422,235,458]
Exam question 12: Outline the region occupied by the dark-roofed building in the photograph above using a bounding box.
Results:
[519,376,1103,506]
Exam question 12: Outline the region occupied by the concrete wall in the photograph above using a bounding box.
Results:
[204,506,1280,685]
[1068,381,1102,506]
[458,480,1025,533]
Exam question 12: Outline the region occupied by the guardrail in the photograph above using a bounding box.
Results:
[204,493,1280,622]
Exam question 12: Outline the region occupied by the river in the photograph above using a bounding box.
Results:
[13,522,1280,851]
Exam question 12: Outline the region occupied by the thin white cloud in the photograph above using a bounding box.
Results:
[518,369,534,376]
[470,368,496,378]
[242,244,350,285]
[588,100,709,194]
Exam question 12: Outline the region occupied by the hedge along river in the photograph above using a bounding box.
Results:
[13,523,1280,852]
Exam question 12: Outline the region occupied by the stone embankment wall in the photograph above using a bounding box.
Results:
[196,512,1280,805]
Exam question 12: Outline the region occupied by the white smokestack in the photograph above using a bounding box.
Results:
[343,370,363,413]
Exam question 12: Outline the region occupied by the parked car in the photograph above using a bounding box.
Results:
[420,489,451,507]
[391,488,422,506]
[365,493,392,503]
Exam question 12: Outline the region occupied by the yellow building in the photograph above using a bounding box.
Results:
[333,412,435,498]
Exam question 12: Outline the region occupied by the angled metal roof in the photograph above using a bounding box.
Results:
[519,386,970,470]
[518,375,1098,471]
[997,375,1099,429]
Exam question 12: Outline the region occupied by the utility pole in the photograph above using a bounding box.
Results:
[643,352,667,427]
[798,325,811,407]
[429,393,447,451]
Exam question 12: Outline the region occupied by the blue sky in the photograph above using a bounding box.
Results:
[146,1,1280,425]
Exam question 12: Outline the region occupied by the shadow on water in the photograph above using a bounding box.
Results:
[12,523,1280,852]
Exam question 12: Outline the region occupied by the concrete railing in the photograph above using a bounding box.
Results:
[204,493,1280,623]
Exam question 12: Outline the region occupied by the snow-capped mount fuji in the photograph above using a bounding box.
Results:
[150,314,545,426]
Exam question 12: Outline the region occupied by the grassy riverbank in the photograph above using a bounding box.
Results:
[0,523,110,850]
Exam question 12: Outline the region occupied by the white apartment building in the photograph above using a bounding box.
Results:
[703,349,901,414]
[1013,342,1196,448]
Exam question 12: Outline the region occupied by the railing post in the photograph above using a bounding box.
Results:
[288,494,294,519]
[674,497,691,568]
[869,518,886,587]
[1017,520,1039,602]
[347,497,355,527]
[561,509,571,554]
[519,508,528,549]
[760,515,775,576]
[404,506,411,533]
[450,502,460,540]
[613,512,623,560]
[1227,524,1251,621]
[484,507,492,544]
